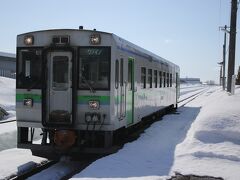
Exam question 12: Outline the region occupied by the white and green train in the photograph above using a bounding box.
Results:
[16,28,180,159]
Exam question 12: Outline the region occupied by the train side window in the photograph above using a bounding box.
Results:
[120,58,123,87]
[167,73,169,87]
[148,69,152,88]
[115,60,119,89]
[163,72,166,87]
[159,71,162,88]
[141,67,146,89]
[170,73,172,87]
[154,70,157,88]
[176,72,179,88]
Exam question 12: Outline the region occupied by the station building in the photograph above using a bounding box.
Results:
[180,77,201,84]
[0,51,16,79]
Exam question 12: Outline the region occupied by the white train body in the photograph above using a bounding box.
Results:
[16,29,180,158]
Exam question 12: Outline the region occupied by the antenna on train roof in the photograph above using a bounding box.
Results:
[79,26,83,30]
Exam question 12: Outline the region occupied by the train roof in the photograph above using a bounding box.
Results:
[18,28,179,68]
[17,28,112,36]
[112,34,178,67]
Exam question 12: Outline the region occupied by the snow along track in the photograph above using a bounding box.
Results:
[18,156,100,180]
[178,87,210,107]
[7,160,55,180]
[0,119,16,124]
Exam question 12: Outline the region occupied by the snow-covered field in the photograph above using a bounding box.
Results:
[0,77,17,152]
[0,77,240,180]
[0,76,15,121]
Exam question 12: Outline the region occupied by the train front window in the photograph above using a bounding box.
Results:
[79,47,110,90]
[17,49,42,89]
[52,56,69,90]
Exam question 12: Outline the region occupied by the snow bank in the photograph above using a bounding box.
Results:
[0,76,15,109]
[0,77,16,151]
[0,148,45,179]
[72,86,240,180]
[0,122,17,151]
[171,86,240,180]
[0,76,16,120]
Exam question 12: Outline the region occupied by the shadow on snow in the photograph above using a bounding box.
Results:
[75,106,201,178]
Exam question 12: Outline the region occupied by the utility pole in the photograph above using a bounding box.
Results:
[222,25,227,90]
[227,0,238,92]
[220,65,223,85]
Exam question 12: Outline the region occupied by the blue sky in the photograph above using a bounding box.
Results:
[0,0,239,82]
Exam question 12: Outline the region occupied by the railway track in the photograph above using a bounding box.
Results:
[0,119,16,124]
[8,156,100,180]
[178,88,209,107]
[8,160,56,180]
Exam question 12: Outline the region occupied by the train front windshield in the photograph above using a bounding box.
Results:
[16,47,110,90]
[79,47,110,90]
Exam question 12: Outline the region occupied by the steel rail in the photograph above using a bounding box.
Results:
[178,88,209,107]
[0,119,16,124]
[9,160,56,180]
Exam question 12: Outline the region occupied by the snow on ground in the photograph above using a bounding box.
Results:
[71,86,240,180]
[0,148,44,179]
[171,86,240,179]
[0,77,17,151]
[0,77,46,179]
[0,76,16,120]
[72,106,200,180]
[180,83,206,96]
[179,84,208,102]
[1,76,240,180]
[0,122,17,151]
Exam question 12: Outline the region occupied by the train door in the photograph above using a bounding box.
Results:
[176,72,179,103]
[126,57,134,125]
[47,51,72,124]
[119,58,126,119]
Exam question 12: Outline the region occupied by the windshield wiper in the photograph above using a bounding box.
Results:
[80,72,95,93]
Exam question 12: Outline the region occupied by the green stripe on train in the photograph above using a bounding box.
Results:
[16,94,42,102]
[16,94,110,104]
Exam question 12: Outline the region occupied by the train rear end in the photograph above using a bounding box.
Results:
[16,30,117,159]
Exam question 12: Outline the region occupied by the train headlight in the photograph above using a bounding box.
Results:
[90,34,101,45]
[89,100,100,110]
[23,98,33,107]
[24,35,34,45]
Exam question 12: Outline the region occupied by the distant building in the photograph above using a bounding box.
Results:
[180,77,201,84]
[0,51,16,79]
[204,80,215,85]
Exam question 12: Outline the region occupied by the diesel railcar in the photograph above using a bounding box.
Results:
[16,28,180,159]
